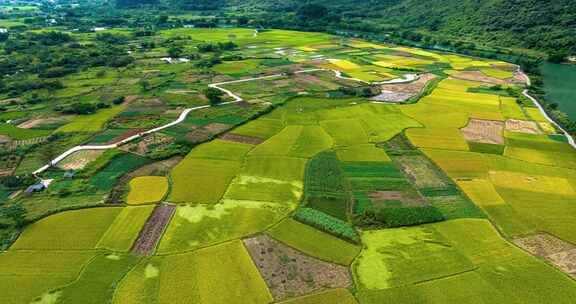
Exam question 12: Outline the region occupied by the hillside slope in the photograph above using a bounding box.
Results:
[224,0,576,56]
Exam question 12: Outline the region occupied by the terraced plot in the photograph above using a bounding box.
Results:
[355,219,576,304]
[126,176,169,205]
[4,26,576,304]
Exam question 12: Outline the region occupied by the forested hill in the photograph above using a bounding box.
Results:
[379,0,576,55]
[222,0,576,58]
[109,0,576,57]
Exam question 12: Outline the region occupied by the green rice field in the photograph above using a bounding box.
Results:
[2,24,576,304]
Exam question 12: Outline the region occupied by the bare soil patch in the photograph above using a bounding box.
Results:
[57,150,105,170]
[505,119,543,134]
[121,133,174,155]
[127,156,183,178]
[132,203,176,256]
[0,135,10,144]
[134,97,164,107]
[244,234,351,301]
[0,98,20,105]
[124,95,139,103]
[294,73,340,90]
[3,137,49,152]
[107,128,146,144]
[185,123,232,144]
[449,71,506,85]
[514,233,576,278]
[219,133,264,145]
[372,73,437,102]
[461,119,504,144]
[368,190,427,207]
[17,117,63,129]
[164,89,196,95]
[0,154,19,177]
[203,123,232,133]
[185,127,212,143]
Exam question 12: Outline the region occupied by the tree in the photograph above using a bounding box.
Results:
[1,175,36,189]
[4,203,27,227]
[297,4,328,19]
[96,70,107,78]
[41,144,59,165]
[157,15,169,24]
[116,0,159,8]
[112,96,125,105]
[139,79,150,91]
[204,87,224,105]
[168,46,183,58]
[548,52,567,63]
[67,103,96,115]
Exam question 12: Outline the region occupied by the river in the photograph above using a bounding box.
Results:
[540,62,576,120]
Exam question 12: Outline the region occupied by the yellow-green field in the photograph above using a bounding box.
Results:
[127,176,169,205]
[56,104,127,133]
[5,26,576,304]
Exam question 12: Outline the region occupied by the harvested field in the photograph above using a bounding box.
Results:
[126,156,183,178]
[370,91,413,103]
[185,123,232,143]
[219,132,264,145]
[514,233,576,278]
[460,119,504,144]
[132,203,176,255]
[277,288,358,304]
[203,122,232,133]
[368,191,427,207]
[57,149,104,170]
[243,234,351,301]
[449,71,508,85]
[394,155,446,188]
[121,133,173,155]
[372,73,437,103]
[17,117,65,129]
[505,119,543,134]
[185,127,212,143]
[106,128,146,144]
[294,73,340,90]
[1,136,49,152]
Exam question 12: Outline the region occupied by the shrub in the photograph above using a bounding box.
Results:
[293,207,359,243]
[108,56,134,67]
[112,96,125,105]
[96,102,111,109]
[1,175,36,190]
[39,67,76,78]
[354,206,445,228]
[204,87,224,105]
[63,103,97,115]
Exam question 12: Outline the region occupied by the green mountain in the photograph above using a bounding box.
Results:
[222,0,576,57]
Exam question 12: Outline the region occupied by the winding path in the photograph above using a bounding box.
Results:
[32,68,420,175]
[34,64,572,176]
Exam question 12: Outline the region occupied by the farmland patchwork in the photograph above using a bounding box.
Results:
[1,27,576,304]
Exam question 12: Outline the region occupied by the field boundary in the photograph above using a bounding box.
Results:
[33,69,418,176]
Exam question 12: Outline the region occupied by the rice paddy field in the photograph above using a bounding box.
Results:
[1,25,576,304]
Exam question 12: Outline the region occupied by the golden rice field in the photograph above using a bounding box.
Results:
[3,27,576,304]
